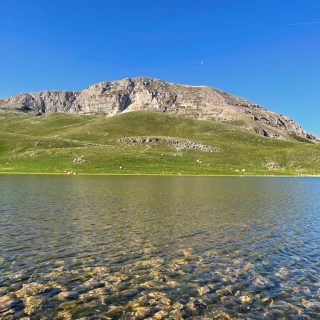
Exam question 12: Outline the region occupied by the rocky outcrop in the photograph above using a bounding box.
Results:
[1,91,78,113]
[118,136,220,153]
[0,77,318,142]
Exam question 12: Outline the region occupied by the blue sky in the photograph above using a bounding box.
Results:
[1,0,319,135]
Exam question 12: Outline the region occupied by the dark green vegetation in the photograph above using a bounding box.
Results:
[0,111,319,175]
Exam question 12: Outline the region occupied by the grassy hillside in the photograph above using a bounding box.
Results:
[0,111,319,175]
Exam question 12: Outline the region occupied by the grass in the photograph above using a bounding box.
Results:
[0,110,320,175]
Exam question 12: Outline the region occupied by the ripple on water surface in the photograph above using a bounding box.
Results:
[0,176,320,319]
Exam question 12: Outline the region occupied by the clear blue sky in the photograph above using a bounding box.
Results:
[1,0,319,135]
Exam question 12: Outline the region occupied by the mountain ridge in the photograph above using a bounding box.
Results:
[1,77,318,143]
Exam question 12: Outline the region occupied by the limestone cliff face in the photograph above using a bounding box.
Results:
[1,91,79,113]
[0,77,318,142]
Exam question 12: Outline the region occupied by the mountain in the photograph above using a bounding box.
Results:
[0,77,318,143]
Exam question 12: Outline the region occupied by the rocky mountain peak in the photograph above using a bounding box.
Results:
[0,77,318,143]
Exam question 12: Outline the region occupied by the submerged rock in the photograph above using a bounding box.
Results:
[239,295,252,304]
[24,296,43,315]
[253,276,269,287]
[16,282,46,298]
[133,306,151,318]
[170,309,184,320]
[59,301,78,310]
[106,305,123,317]
[56,310,73,320]
[153,310,168,319]
[0,294,14,310]
[302,299,320,309]
[197,286,210,296]
[264,308,285,319]
[186,301,197,313]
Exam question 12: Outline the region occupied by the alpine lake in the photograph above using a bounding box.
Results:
[1,175,320,319]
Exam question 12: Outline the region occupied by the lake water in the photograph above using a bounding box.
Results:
[0,176,320,319]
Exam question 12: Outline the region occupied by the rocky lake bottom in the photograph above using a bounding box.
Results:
[0,175,320,319]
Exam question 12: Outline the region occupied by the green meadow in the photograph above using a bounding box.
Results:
[0,111,319,175]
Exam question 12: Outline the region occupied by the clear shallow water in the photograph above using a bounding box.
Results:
[0,176,320,319]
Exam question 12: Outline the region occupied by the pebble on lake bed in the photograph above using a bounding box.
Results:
[275,266,289,279]
[16,282,46,298]
[243,262,253,270]
[153,310,169,319]
[170,309,184,320]
[24,296,43,315]
[302,299,320,309]
[197,286,210,296]
[56,310,73,320]
[133,306,151,318]
[253,276,269,287]
[57,291,70,301]
[209,310,233,320]
[239,295,252,304]
[106,305,123,317]
[186,301,197,313]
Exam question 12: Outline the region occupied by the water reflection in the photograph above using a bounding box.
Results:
[0,176,320,319]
